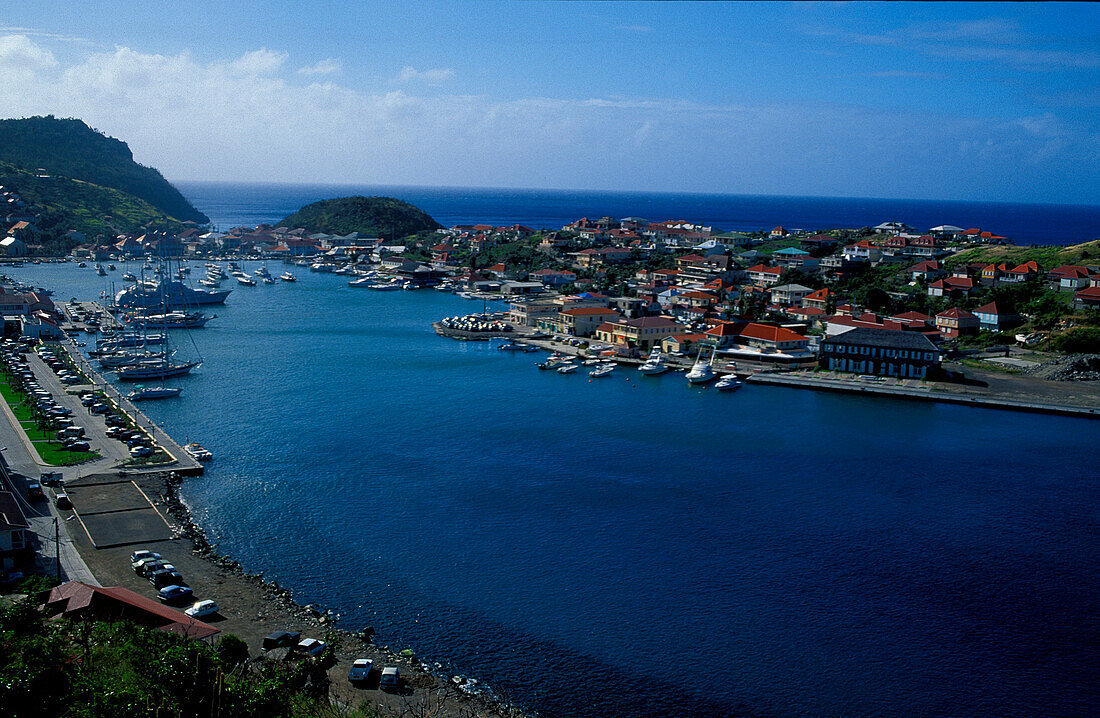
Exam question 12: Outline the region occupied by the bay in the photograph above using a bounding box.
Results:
[5,260,1098,717]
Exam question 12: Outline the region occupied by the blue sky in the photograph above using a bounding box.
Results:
[1,2,1097,204]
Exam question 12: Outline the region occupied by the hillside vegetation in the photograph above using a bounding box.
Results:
[0,161,185,247]
[278,196,441,239]
[0,591,373,718]
[948,239,1100,267]
[0,116,207,224]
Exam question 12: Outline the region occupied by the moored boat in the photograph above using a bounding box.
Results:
[128,385,182,401]
[639,347,670,375]
[184,442,213,461]
[686,347,717,384]
[715,375,742,391]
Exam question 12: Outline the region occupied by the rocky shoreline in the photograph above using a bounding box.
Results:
[152,470,528,718]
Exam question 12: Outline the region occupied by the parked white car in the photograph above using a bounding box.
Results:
[184,600,219,618]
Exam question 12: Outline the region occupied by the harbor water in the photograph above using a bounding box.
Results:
[5,261,1098,717]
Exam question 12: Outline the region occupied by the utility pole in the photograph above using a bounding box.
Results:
[55,517,61,580]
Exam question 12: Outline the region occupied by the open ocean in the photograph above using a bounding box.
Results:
[6,254,1098,718]
[174,181,1100,247]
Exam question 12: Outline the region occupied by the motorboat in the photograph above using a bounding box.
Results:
[348,276,376,288]
[280,272,297,282]
[255,265,272,278]
[198,278,220,287]
[184,442,213,461]
[236,275,257,286]
[686,347,717,384]
[127,386,182,401]
[715,375,742,391]
[123,272,138,282]
[107,264,116,271]
[370,281,402,291]
[95,263,107,276]
[638,347,670,375]
[589,363,615,378]
[115,279,231,308]
[261,277,276,284]
[557,363,578,374]
[127,312,212,329]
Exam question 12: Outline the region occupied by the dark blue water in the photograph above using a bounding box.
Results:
[6,262,1098,717]
[175,181,1100,247]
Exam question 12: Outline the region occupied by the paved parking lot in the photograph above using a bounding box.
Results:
[66,479,173,548]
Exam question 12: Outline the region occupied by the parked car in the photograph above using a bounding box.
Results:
[54,492,72,509]
[157,585,193,604]
[348,658,373,682]
[183,600,219,618]
[64,441,90,452]
[130,549,160,564]
[130,446,153,457]
[26,482,45,501]
[150,570,185,589]
[90,403,109,414]
[40,472,62,487]
[379,666,400,690]
[80,395,96,407]
[295,638,328,657]
[262,631,301,651]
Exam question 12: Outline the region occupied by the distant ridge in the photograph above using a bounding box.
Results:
[0,115,208,224]
[277,196,441,238]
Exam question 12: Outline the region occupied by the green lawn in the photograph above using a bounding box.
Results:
[0,373,99,465]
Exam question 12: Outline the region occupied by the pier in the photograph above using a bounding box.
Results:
[59,300,125,333]
[57,337,205,475]
[746,372,1100,419]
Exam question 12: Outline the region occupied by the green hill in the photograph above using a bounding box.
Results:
[277,196,441,238]
[0,161,189,252]
[948,239,1100,268]
[0,115,207,224]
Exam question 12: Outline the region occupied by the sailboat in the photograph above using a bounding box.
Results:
[685,346,717,384]
[115,254,202,382]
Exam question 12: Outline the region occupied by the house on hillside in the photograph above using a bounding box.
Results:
[973,301,1021,331]
[935,308,980,338]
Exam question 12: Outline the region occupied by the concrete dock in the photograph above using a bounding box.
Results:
[746,372,1100,419]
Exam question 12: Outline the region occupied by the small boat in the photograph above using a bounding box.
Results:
[280,273,297,282]
[348,276,376,288]
[589,364,615,378]
[261,277,276,284]
[370,281,402,291]
[686,347,717,384]
[128,385,182,401]
[184,442,213,461]
[78,262,87,268]
[123,272,138,282]
[715,375,742,391]
[557,363,578,374]
[497,342,522,351]
[95,263,107,276]
[236,275,256,286]
[639,347,669,375]
[198,278,220,287]
[254,265,272,278]
[107,264,116,271]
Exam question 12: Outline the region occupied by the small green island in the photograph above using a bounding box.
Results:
[277,196,441,238]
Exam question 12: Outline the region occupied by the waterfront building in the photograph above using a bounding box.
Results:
[595,316,687,352]
[703,320,813,364]
[820,327,942,378]
[508,299,560,327]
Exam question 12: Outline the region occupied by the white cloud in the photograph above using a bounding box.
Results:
[0,34,1094,203]
[396,66,454,84]
[298,58,341,76]
[0,34,57,70]
[229,48,287,76]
